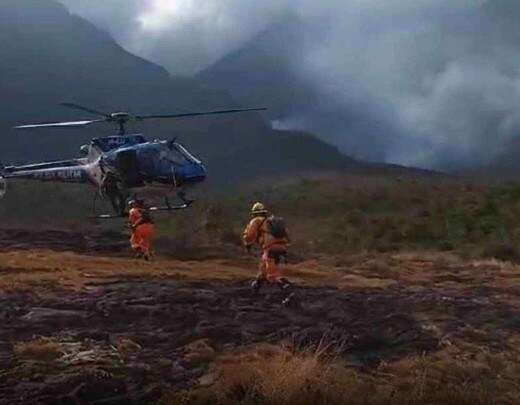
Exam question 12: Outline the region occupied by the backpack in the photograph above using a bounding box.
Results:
[265,215,288,239]
[140,208,154,224]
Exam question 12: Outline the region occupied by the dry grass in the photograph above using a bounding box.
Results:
[0,248,360,294]
[116,338,142,357]
[379,347,520,405]
[161,344,369,405]
[210,345,362,405]
[162,344,520,405]
[2,247,520,296]
[0,250,258,293]
[14,337,64,362]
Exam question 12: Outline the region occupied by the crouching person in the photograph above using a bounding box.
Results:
[243,202,292,295]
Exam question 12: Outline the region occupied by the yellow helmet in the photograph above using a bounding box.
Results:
[251,202,268,215]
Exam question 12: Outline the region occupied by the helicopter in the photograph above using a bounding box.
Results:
[0,102,266,218]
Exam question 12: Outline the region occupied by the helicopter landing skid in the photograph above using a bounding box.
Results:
[148,194,194,212]
[148,201,193,212]
[90,196,194,220]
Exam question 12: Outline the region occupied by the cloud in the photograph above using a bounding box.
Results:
[60,0,291,74]
[136,0,293,74]
[58,0,144,41]
[57,0,520,168]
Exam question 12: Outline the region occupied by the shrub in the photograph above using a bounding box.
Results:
[481,242,520,263]
[160,345,520,405]
[161,346,371,405]
[14,338,63,362]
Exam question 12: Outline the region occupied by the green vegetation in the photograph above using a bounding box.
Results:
[0,181,91,226]
[4,175,520,262]
[158,175,520,262]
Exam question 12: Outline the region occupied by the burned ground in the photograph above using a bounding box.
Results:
[0,280,438,404]
[0,228,128,256]
[1,232,520,403]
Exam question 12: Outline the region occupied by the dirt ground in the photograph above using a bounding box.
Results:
[1,230,520,404]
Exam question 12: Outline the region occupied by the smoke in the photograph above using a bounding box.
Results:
[58,0,520,168]
[289,0,520,167]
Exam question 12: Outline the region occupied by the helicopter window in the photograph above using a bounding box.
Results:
[164,148,190,165]
[137,146,189,176]
[173,144,201,164]
[138,147,160,173]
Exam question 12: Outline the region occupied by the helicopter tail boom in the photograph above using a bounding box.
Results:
[1,162,89,184]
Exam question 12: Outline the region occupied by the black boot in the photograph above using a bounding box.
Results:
[282,292,297,307]
[251,278,265,292]
[277,278,292,291]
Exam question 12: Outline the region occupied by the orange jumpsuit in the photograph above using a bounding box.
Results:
[243,216,289,283]
[129,207,155,257]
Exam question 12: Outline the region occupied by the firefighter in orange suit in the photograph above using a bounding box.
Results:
[243,202,291,292]
[128,199,155,260]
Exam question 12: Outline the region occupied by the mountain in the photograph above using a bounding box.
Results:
[198,13,314,119]
[466,138,520,181]
[197,13,394,162]
[0,0,353,183]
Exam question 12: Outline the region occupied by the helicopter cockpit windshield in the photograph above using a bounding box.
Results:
[172,143,201,164]
[137,142,192,177]
[166,144,192,165]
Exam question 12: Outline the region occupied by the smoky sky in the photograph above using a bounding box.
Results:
[58,0,520,169]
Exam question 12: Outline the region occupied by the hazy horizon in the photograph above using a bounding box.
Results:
[57,0,520,169]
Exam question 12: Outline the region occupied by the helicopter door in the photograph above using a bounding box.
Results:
[116,149,144,188]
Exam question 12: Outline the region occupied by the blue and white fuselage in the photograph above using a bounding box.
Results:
[1,134,206,214]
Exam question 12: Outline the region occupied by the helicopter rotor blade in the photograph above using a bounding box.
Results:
[136,107,267,120]
[14,106,267,132]
[60,102,110,117]
[14,119,106,130]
